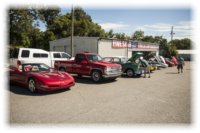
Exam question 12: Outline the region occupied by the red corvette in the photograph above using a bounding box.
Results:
[9,63,75,93]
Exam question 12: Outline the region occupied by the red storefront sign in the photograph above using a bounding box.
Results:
[112,40,159,50]
[112,40,131,48]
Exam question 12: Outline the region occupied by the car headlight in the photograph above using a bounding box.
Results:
[104,67,112,74]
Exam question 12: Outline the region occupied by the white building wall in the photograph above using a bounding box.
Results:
[50,37,98,56]
[98,39,128,57]
[50,37,159,58]
[50,38,70,53]
[73,37,98,54]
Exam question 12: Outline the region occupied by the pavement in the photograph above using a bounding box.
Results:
[9,62,192,125]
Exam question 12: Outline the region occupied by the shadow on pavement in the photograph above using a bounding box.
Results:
[73,76,117,84]
[9,84,70,96]
[165,72,179,74]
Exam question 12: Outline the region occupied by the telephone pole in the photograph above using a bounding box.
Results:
[170,26,175,43]
[71,6,74,57]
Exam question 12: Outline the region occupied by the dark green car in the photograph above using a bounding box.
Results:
[103,52,143,77]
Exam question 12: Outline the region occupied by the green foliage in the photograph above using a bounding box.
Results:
[9,8,35,47]
[9,7,107,49]
[131,30,144,41]
[171,38,192,49]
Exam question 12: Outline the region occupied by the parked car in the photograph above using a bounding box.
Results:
[171,56,178,66]
[54,52,122,82]
[9,63,75,93]
[103,56,128,64]
[165,58,175,67]
[154,56,168,68]
[103,54,155,76]
[147,59,162,70]
[123,52,145,77]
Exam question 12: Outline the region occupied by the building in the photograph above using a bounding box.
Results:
[49,37,159,58]
[177,50,195,61]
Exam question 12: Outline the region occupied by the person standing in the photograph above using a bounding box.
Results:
[140,57,151,78]
[177,55,185,73]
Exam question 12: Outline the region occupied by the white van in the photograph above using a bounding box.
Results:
[9,48,51,67]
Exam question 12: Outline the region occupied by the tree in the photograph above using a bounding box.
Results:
[171,38,192,50]
[142,35,154,42]
[38,8,60,29]
[9,8,36,47]
[106,29,114,38]
[131,30,144,41]
[29,28,44,49]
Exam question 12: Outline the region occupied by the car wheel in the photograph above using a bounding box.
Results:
[91,70,102,82]
[28,78,37,93]
[126,69,134,77]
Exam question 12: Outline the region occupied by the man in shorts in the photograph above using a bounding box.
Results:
[177,55,185,73]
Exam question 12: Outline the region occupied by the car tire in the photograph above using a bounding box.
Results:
[126,69,134,77]
[28,78,37,93]
[91,70,102,82]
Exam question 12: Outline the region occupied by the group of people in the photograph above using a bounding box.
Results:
[139,55,185,78]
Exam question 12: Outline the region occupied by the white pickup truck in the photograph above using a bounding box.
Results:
[9,48,71,68]
[49,51,71,67]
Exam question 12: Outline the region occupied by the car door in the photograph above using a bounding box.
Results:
[74,54,90,75]
[10,66,27,85]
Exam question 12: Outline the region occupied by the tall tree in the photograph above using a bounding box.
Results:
[9,8,36,47]
[131,30,144,41]
[171,38,192,50]
[38,8,60,29]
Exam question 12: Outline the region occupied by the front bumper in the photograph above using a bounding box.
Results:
[102,72,122,79]
[37,81,75,92]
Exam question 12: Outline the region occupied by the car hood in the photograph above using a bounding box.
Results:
[128,52,143,62]
[30,71,73,82]
[92,60,120,67]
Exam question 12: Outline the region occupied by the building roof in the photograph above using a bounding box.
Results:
[177,50,195,54]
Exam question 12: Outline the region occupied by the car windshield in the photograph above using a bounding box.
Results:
[86,54,102,62]
[121,57,128,63]
[23,64,50,72]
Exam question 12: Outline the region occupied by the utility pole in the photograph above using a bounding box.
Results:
[71,6,74,57]
[170,26,175,43]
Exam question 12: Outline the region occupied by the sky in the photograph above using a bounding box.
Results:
[58,7,191,42]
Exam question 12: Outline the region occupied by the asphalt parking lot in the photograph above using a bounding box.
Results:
[9,62,191,124]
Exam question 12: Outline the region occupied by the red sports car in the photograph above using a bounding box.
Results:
[171,56,178,66]
[165,58,175,67]
[9,63,75,93]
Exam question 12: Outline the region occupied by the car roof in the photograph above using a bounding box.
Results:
[22,63,46,66]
